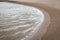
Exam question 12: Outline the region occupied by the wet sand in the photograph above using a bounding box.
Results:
[0,1,60,40]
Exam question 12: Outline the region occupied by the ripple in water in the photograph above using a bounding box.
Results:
[0,2,44,40]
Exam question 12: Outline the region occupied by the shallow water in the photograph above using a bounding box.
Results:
[0,2,44,40]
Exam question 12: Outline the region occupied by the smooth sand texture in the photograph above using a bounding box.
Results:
[9,0,60,9]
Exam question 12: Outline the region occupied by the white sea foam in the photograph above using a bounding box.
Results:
[0,2,44,40]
